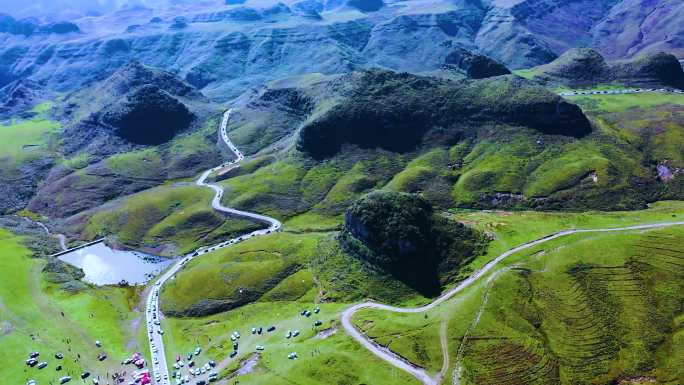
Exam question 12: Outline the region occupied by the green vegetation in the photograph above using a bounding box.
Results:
[343,190,487,295]
[76,184,263,256]
[297,70,590,159]
[456,227,684,385]
[160,232,325,316]
[161,301,420,385]
[219,150,405,220]
[0,229,146,385]
[352,207,684,384]
[567,92,684,113]
[61,152,90,170]
[0,102,60,161]
[105,148,164,180]
[450,201,684,269]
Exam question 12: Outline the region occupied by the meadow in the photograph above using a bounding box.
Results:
[0,229,148,385]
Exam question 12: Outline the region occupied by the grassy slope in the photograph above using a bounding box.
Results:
[457,227,684,385]
[0,229,147,385]
[158,228,421,384]
[352,202,684,382]
[74,183,263,256]
[0,102,61,186]
[160,232,324,315]
[218,91,684,220]
[0,103,61,161]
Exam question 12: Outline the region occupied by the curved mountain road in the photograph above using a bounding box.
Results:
[145,109,281,385]
[341,221,684,385]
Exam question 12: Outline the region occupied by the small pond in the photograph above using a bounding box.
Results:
[58,242,175,286]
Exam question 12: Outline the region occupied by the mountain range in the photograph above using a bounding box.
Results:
[0,0,682,101]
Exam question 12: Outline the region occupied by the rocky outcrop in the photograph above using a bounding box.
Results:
[0,0,570,99]
[1,0,681,98]
[612,52,684,89]
[592,0,684,60]
[535,49,684,88]
[342,190,486,295]
[0,14,79,36]
[444,47,511,79]
[347,0,384,12]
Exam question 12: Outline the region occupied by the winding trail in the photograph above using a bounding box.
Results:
[340,221,684,385]
[145,110,281,385]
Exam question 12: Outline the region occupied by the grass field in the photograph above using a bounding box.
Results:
[160,232,325,316]
[352,207,684,384]
[0,229,147,385]
[566,92,684,113]
[161,300,421,385]
[449,201,684,272]
[0,102,61,164]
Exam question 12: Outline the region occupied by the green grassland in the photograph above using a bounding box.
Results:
[73,183,263,256]
[161,301,421,385]
[567,92,684,113]
[158,231,423,384]
[450,201,684,266]
[160,232,325,316]
[351,209,684,385]
[572,93,684,166]
[218,149,406,220]
[0,229,147,385]
[0,103,61,162]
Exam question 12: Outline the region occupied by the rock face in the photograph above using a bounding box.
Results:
[342,190,486,295]
[444,48,511,79]
[592,0,684,60]
[346,0,384,12]
[536,48,684,88]
[297,69,591,159]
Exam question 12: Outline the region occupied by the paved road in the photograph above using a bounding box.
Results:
[341,221,684,385]
[559,87,684,97]
[145,109,281,385]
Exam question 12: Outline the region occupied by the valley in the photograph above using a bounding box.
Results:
[0,1,683,385]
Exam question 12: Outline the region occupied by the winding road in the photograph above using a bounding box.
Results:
[145,109,281,385]
[340,221,684,385]
[559,87,684,97]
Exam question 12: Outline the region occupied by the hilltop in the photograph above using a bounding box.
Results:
[20,61,222,218]
[209,67,683,223]
[533,48,684,89]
